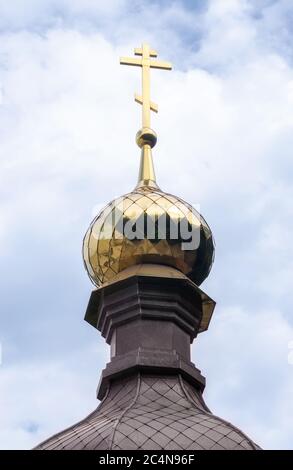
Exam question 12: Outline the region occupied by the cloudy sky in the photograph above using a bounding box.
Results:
[1,0,293,450]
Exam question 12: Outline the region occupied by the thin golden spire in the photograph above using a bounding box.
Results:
[120,43,172,189]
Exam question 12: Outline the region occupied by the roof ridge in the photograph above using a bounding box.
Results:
[178,374,210,413]
[108,373,142,450]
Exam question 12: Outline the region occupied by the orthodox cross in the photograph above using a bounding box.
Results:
[120,43,172,129]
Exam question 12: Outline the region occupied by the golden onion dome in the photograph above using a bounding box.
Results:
[83,184,214,287]
[82,44,215,287]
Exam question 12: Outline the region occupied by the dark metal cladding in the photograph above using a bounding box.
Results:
[34,268,260,451]
[35,374,260,450]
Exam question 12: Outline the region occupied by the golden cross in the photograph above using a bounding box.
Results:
[120,43,172,129]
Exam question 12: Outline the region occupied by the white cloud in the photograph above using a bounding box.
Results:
[0,0,127,30]
[0,343,108,450]
[195,306,293,449]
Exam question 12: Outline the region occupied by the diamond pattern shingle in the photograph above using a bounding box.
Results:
[35,374,260,450]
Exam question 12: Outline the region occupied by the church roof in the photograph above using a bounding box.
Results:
[35,374,259,451]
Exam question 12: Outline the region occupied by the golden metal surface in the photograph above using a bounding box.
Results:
[83,187,215,288]
[120,43,172,129]
[136,144,158,189]
[120,43,172,189]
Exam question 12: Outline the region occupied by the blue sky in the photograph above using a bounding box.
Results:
[1,0,293,449]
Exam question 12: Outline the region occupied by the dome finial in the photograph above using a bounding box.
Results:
[120,43,172,188]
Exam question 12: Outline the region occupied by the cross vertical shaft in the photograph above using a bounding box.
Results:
[120,43,172,134]
[120,43,172,189]
[141,43,151,128]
